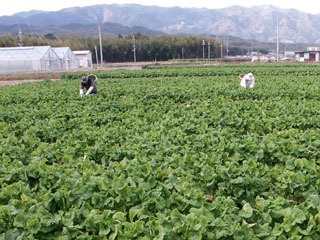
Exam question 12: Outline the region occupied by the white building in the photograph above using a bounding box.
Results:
[295,51,320,62]
[295,47,320,62]
[0,46,62,74]
[73,50,93,68]
[53,47,79,70]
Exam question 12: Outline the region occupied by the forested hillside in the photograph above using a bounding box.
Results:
[0,34,221,62]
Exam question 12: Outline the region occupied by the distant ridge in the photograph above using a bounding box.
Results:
[1,4,320,43]
[0,22,164,37]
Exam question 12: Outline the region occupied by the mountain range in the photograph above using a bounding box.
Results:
[0,22,163,37]
[1,4,320,44]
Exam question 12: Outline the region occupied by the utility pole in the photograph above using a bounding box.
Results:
[226,35,229,57]
[98,25,103,68]
[202,40,206,59]
[221,44,223,58]
[132,35,136,63]
[18,29,23,47]
[181,47,184,59]
[94,46,98,64]
[276,18,279,62]
[251,41,254,59]
[208,41,212,59]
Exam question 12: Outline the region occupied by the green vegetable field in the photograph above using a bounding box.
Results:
[1,64,320,239]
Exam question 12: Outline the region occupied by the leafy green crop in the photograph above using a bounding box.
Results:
[2,65,320,239]
[61,64,320,80]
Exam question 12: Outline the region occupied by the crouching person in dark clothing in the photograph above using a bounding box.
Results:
[80,75,97,96]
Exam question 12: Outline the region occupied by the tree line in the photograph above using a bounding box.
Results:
[0,33,222,62]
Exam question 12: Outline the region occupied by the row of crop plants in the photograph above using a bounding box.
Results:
[1,65,320,238]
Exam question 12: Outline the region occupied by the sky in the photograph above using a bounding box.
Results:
[1,0,320,17]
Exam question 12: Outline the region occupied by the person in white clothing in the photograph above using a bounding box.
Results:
[239,72,255,89]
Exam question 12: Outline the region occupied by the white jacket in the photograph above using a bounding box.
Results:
[240,72,255,88]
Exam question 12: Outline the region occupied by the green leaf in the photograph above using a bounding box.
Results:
[272,223,283,236]
[170,208,184,228]
[256,196,270,210]
[129,207,140,222]
[109,224,120,240]
[240,203,253,218]
[188,230,202,240]
[193,223,202,231]
[256,223,272,237]
[292,208,307,225]
[13,214,26,228]
[134,220,145,234]
[38,207,55,226]
[113,212,126,222]
[26,216,41,234]
[99,226,110,236]
[2,229,21,240]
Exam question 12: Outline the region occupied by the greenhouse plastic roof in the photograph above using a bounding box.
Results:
[0,46,51,60]
[52,47,71,59]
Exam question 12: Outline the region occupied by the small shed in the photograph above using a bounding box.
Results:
[53,47,79,70]
[0,46,62,74]
[73,50,93,68]
[295,49,320,62]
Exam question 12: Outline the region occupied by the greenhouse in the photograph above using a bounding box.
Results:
[0,46,62,74]
[52,47,79,70]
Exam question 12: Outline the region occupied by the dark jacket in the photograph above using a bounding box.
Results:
[80,77,97,94]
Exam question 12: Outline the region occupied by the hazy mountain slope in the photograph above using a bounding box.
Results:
[1,4,320,43]
[0,22,164,36]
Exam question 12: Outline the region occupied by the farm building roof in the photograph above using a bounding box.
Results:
[0,46,51,61]
[73,50,91,55]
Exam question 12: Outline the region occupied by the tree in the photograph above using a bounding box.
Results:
[0,33,222,61]
[44,33,57,40]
